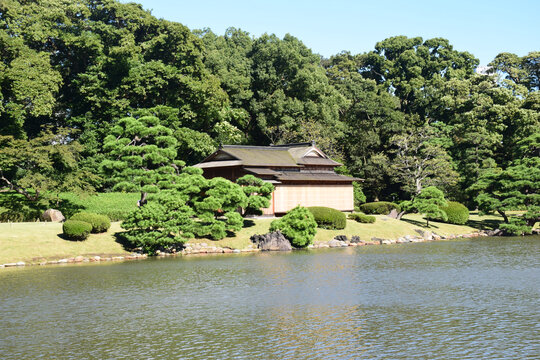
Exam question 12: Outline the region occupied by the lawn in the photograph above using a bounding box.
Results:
[0,211,510,265]
[0,222,129,265]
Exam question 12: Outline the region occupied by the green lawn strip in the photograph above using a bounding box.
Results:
[0,222,129,265]
[0,213,510,265]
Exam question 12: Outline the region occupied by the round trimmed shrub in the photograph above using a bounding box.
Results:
[359,201,401,215]
[63,220,92,240]
[348,212,376,223]
[441,201,469,225]
[71,212,111,233]
[307,207,346,230]
[270,206,317,248]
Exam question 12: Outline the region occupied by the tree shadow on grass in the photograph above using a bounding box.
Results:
[243,219,256,228]
[113,232,136,252]
[400,217,439,229]
[466,218,502,231]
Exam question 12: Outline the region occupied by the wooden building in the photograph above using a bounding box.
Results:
[195,142,361,215]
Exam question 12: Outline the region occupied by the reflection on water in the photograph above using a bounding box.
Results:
[1,237,539,359]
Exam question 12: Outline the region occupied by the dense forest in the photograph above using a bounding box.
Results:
[0,1,538,225]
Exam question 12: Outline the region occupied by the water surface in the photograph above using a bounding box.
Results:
[1,236,539,359]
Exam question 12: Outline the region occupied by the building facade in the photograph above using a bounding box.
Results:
[195,142,361,215]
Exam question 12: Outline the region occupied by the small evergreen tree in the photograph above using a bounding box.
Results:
[270,206,317,248]
[101,116,184,205]
[403,186,448,227]
[236,174,274,215]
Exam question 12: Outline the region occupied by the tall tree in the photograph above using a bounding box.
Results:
[390,124,458,195]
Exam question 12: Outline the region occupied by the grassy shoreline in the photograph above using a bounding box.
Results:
[0,213,509,266]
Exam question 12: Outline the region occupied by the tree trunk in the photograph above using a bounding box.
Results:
[396,211,406,220]
[140,191,148,206]
[497,210,508,223]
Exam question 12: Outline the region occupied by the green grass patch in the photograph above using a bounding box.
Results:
[0,212,515,265]
[0,222,129,264]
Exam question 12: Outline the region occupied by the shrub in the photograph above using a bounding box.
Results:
[440,201,469,225]
[348,212,376,223]
[358,201,401,214]
[270,206,317,248]
[63,220,92,241]
[70,212,111,233]
[307,207,346,230]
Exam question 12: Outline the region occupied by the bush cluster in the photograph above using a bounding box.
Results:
[348,212,376,223]
[307,207,346,230]
[70,212,111,233]
[358,201,401,214]
[440,201,469,225]
[270,206,317,248]
[62,220,93,241]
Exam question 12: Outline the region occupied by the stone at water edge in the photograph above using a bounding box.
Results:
[350,236,362,243]
[414,229,433,241]
[327,239,342,248]
[41,209,65,222]
[250,231,292,251]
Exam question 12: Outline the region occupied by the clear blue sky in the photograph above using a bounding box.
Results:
[129,0,539,66]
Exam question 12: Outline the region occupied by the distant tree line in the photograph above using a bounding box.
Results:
[0,0,538,230]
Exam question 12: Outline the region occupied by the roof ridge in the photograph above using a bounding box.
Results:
[222,145,289,151]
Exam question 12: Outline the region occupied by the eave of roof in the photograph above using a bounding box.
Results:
[194,160,243,168]
[275,172,363,182]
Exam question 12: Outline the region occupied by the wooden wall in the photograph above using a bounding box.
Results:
[262,184,354,214]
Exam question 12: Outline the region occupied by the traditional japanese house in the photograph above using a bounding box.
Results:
[194,142,362,215]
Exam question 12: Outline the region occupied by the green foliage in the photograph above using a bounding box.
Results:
[390,124,458,195]
[236,175,274,215]
[439,201,469,225]
[359,201,401,214]
[101,116,184,199]
[348,212,376,224]
[0,0,537,221]
[70,212,111,233]
[307,207,347,230]
[270,206,317,248]
[62,220,93,241]
[0,192,47,222]
[120,191,195,254]
[404,186,448,227]
[175,168,248,240]
[58,192,139,221]
[472,136,539,234]
[0,128,97,206]
[353,182,367,206]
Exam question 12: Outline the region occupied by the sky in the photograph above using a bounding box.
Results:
[129,0,539,66]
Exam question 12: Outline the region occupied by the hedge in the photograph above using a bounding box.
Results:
[440,201,469,225]
[307,207,346,230]
[348,212,376,223]
[70,212,111,233]
[358,201,401,215]
[63,220,93,240]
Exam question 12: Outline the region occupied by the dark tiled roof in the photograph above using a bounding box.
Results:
[196,143,362,183]
[220,146,299,167]
[244,167,281,175]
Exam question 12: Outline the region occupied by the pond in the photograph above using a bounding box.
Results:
[1,236,539,359]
